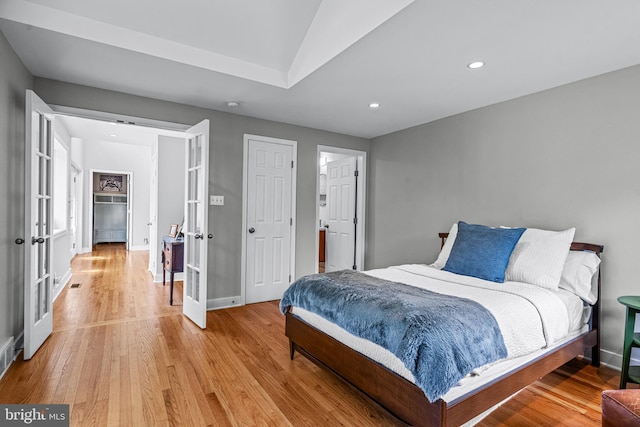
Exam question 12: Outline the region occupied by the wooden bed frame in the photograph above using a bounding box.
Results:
[285,236,604,426]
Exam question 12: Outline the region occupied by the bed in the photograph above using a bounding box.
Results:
[281,222,603,426]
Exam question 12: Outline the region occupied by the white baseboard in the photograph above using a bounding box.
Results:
[599,348,640,371]
[0,336,17,381]
[207,296,243,310]
[152,272,184,283]
[15,332,23,351]
[53,269,73,301]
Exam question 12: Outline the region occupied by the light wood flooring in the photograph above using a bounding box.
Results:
[0,243,625,426]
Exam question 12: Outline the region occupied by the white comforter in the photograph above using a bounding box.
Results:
[293,264,576,386]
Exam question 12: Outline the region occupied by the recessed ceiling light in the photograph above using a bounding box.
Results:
[227,101,240,108]
[369,102,380,109]
[110,134,118,137]
[468,61,485,69]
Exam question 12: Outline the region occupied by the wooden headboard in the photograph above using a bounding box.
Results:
[438,232,604,254]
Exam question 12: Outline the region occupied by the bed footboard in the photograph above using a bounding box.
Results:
[286,311,445,426]
[286,311,598,427]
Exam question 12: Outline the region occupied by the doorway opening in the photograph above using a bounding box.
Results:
[90,170,131,250]
[52,109,189,275]
[25,92,211,359]
[316,146,366,273]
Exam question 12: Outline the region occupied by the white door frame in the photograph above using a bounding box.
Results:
[148,151,158,274]
[69,163,83,258]
[88,169,133,248]
[316,146,367,272]
[241,134,297,305]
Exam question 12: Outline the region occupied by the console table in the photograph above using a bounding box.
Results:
[162,235,184,305]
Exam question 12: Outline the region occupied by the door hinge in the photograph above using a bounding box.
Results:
[291,160,294,168]
[353,217,358,224]
[290,218,293,226]
[354,170,359,177]
[289,274,292,282]
[352,265,357,270]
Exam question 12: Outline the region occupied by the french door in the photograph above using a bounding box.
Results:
[182,120,210,328]
[23,90,54,359]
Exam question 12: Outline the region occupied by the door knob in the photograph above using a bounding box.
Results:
[15,238,25,245]
[207,234,213,239]
[248,227,255,234]
[194,233,204,240]
[31,237,45,245]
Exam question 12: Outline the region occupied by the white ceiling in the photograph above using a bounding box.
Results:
[2,0,640,139]
[56,114,187,148]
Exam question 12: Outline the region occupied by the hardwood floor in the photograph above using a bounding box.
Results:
[0,243,624,426]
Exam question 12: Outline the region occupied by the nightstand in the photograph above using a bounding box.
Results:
[618,296,640,388]
[162,235,184,305]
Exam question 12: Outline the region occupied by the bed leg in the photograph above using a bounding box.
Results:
[289,340,295,360]
[591,343,601,367]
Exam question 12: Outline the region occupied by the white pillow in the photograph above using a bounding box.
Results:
[504,227,575,290]
[558,251,600,304]
[430,222,458,269]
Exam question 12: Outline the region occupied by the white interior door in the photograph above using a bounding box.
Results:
[24,90,54,360]
[245,136,295,304]
[182,120,209,328]
[325,157,357,272]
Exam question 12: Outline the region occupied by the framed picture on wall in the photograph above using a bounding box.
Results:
[168,224,179,238]
[99,174,123,192]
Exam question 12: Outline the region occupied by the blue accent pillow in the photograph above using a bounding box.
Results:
[442,222,525,283]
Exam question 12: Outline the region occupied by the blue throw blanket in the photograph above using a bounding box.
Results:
[280,270,507,402]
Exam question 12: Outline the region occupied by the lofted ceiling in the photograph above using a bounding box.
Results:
[2,0,640,139]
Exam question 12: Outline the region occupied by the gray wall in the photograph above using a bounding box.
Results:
[33,78,370,302]
[154,135,185,279]
[0,30,33,348]
[368,64,640,367]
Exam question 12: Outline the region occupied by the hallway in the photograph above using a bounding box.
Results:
[54,244,182,331]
